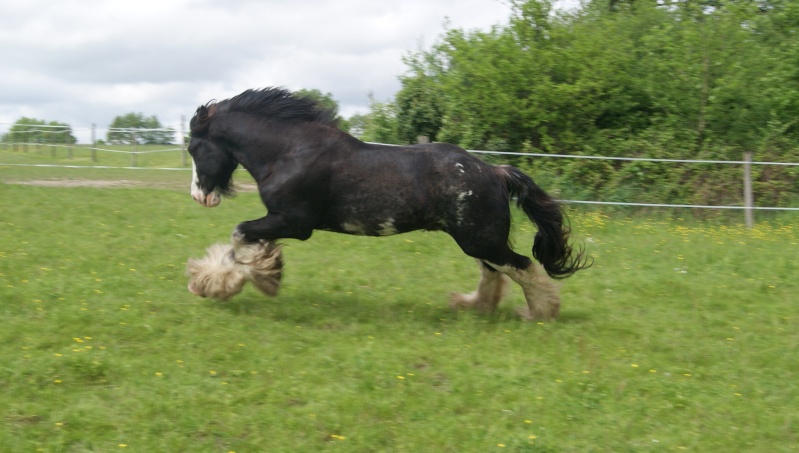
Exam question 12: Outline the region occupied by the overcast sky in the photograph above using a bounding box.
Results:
[0,0,576,142]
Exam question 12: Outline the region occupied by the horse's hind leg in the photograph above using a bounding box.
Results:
[447,197,560,320]
[451,238,560,320]
[490,261,561,321]
[450,260,510,314]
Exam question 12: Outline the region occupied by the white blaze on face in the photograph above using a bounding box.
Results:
[190,158,202,201]
[190,157,221,207]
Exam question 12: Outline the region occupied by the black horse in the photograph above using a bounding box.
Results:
[188,87,589,320]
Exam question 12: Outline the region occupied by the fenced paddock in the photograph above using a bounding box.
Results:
[0,121,188,168]
[1,133,797,450]
[3,121,799,225]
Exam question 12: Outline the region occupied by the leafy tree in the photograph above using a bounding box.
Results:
[358,93,401,144]
[1,117,76,144]
[389,0,799,206]
[107,113,174,145]
[346,113,369,139]
[396,52,445,143]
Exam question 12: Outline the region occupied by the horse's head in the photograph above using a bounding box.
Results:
[188,136,237,207]
[187,103,237,207]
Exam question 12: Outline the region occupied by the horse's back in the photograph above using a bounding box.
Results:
[360,142,492,176]
[317,141,506,236]
[350,142,497,191]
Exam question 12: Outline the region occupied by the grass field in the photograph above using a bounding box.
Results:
[1,155,798,452]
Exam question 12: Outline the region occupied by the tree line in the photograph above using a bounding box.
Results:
[2,113,176,145]
[1,90,340,147]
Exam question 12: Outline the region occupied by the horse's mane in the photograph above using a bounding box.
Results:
[191,87,338,135]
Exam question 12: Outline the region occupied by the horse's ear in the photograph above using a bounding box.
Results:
[197,105,209,118]
[191,104,213,135]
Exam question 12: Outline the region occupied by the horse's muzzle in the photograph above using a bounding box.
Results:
[192,191,221,207]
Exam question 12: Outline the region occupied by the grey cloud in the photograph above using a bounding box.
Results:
[0,0,513,136]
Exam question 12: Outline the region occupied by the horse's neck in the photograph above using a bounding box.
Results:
[228,124,290,175]
[226,119,347,176]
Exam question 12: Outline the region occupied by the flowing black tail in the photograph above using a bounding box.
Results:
[495,165,591,279]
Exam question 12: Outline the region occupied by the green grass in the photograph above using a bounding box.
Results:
[1,164,798,452]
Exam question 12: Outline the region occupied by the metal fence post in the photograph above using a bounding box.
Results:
[743,151,754,229]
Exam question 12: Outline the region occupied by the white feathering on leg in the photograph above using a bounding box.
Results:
[187,240,283,301]
[233,240,283,296]
[187,243,246,300]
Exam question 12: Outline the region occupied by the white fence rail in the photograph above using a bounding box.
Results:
[469,150,799,167]
[469,150,799,225]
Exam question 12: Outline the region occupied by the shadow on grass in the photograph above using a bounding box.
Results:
[208,287,592,326]
[211,290,455,325]
[555,310,592,324]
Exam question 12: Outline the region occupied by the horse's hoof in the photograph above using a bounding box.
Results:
[516,306,558,322]
[449,292,474,309]
[187,283,203,297]
[186,243,246,301]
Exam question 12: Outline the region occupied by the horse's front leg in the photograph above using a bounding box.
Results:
[232,213,314,245]
[187,214,299,300]
[224,213,310,298]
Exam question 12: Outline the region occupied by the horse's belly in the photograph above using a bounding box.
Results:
[322,218,408,237]
[320,182,445,236]
[320,210,441,237]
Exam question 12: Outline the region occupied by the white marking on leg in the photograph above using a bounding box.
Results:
[186,243,246,300]
[450,260,509,313]
[233,240,283,297]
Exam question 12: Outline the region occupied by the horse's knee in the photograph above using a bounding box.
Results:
[236,216,313,242]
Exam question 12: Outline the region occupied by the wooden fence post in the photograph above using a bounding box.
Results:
[743,151,754,229]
